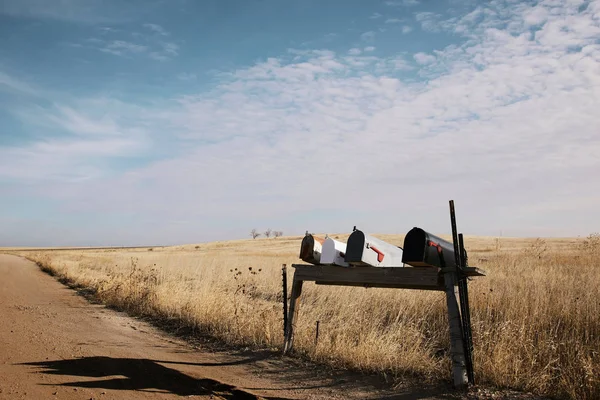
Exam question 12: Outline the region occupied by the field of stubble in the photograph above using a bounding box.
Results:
[9,234,600,399]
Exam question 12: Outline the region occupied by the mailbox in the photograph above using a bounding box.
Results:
[321,237,349,267]
[344,230,404,267]
[299,234,325,265]
[402,227,463,269]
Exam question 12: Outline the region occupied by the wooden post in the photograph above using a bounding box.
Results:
[283,274,303,354]
[282,264,288,338]
[443,270,468,388]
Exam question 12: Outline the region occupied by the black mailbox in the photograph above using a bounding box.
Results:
[402,227,464,269]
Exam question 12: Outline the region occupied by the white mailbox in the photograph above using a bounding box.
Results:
[344,230,404,267]
[299,234,325,265]
[320,237,349,267]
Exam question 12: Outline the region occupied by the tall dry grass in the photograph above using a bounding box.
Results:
[9,234,600,399]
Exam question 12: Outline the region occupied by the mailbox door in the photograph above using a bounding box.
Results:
[321,238,349,267]
[402,227,460,268]
[345,230,404,267]
[299,234,325,265]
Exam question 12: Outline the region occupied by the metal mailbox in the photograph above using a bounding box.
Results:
[299,234,325,265]
[344,229,404,267]
[320,237,349,267]
[402,227,464,269]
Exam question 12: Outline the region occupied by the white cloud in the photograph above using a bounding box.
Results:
[48,105,123,136]
[391,57,413,71]
[348,48,362,55]
[177,73,197,81]
[98,26,119,34]
[145,42,179,60]
[415,12,444,32]
[402,25,413,34]
[360,31,376,41]
[385,0,420,6]
[149,52,168,61]
[523,5,549,27]
[14,97,150,139]
[0,71,38,96]
[364,46,376,52]
[1,97,150,184]
[370,12,383,19]
[323,33,338,42]
[162,42,179,56]
[0,137,142,182]
[143,23,169,36]
[76,35,179,61]
[100,40,148,56]
[413,52,436,64]
[385,18,403,24]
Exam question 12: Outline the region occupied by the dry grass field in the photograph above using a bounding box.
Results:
[7,233,600,399]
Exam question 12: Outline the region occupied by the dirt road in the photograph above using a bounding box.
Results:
[1,254,466,400]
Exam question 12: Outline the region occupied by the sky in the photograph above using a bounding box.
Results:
[0,0,599,246]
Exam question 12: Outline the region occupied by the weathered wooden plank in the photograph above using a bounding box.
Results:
[282,264,288,338]
[443,271,468,388]
[440,266,487,277]
[292,264,444,290]
[463,267,486,277]
[314,281,444,291]
[283,275,303,354]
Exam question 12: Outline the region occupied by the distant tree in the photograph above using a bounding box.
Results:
[274,231,283,238]
[250,229,261,239]
[264,228,272,238]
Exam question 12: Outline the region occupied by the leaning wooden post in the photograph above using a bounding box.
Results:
[283,273,303,354]
[282,264,288,338]
[443,269,468,388]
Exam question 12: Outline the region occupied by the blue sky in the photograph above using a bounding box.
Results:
[1,0,599,246]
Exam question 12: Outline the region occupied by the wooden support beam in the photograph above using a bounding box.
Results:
[463,266,486,277]
[439,266,486,277]
[283,274,303,354]
[443,270,468,388]
[282,264,288,338]
[293,264,445,291]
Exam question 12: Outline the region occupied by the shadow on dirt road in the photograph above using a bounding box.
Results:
[22,356,290,399]
[21,355,458,400]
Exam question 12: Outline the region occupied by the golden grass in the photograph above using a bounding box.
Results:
[7,234,600,399]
